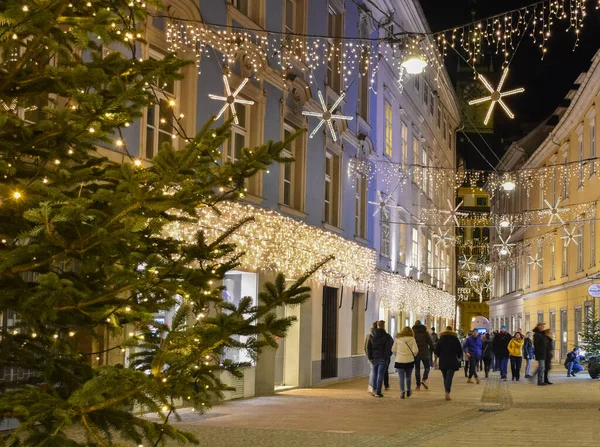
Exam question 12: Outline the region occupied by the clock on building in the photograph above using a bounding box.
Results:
[458,81,494,133]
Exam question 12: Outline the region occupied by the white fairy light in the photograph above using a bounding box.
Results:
[302,90,352,142]
[561,225,581,246]
[440,199,467,226]
[527,254,544,270]
[494,234,516,255]
[542,197,567,225]
[433,228,454,247]
[368,190,400,219]
[468,67,524,125]
[208,75,255,125]
[459,254,476,271]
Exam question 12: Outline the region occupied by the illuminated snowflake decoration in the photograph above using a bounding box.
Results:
[0,98,37,114]
[527,254,544,270]
[468,67,524,125]
[440,199,467,226]
[369,190,401,219]
[459,254,476,271]
[209,75,255,125]
[465,273,482,286]
[494,234,516,256]
[302,90,352,142]
[482,282,492,294]
[561,226,581,247]
[433,228,454,247]
[541,197,567,225]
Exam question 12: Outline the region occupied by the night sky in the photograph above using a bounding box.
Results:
[419,0,600,168]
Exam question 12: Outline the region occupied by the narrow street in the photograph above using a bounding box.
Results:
[157,369,600,446]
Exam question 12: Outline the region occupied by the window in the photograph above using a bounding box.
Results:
[326,6,343,93]
[229,0,264,27]
[578,137,584,188]
[538,311,544,324]
[562,236,568,277]
[538,178,544,210]
[144,56,176,159]
[323,151,340,226]
[223,271,258,365]
[427,238,433,273]
[422,150,428,196]
[552,166,557,203]
[351,292,365,355]
[525,258,530,288]
[280,124,306,211]
[437,106,442,129]
[591,219,596,266]
[537,244,544,285]
[413,136,419,183]
[429,92,435,116]
[575,307,583,347]
[591,121,596,177]
[284,0,294,34]
[385,101,393,157]
[414,75,420,91]
[401,122,408,166]
[562,151,569,198]
[476,197,487,206]
[381,219,390,257]
[411,228,419,268]
[398,219,406,264]
[358,53,369,121]
[525,313,531,332]
[550,242,556,280]
[230,0,249,14]
[423,82,429,107]
[577,221,584,271]
[505,269,510,295]
[443,117,447,140]
[227,103,248,163]
[433,244,439,281]
[354,173,367,238]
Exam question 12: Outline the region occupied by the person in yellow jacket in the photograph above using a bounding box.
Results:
[508,332,524,381]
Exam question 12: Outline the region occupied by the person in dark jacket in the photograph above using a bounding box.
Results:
[412,320,435,390]
[492,326,512,380]
[367,320,393,397]
[543,329,554,385]
[565,347,585,377]
[430,327,439,369]
[531,322,547,385]
[435,326,463,401]
[523,331,535,378]
[482,333,493,378]
[463,330,482,384]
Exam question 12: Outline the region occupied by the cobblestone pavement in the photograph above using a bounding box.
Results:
[163,368,600,447]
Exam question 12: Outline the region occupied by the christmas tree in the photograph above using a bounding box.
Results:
[0,1,318,445]
[579,308,600,356]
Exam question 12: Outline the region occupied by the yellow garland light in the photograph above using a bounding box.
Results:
[377,271,455,318]
[166,201,376,289]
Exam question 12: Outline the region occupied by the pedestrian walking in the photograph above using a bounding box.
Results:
[367,320,393,397]
[565,347,585,377]
[435,326,463,401]
[543,329,554,385]
[392,326,419,399]
[412,320,435,390]
[481,333,493,378]
[531,322,547,386]
[463,330,482,384]
[365,321,377,393]
[492,325,512,380]
[430,327,439,369]
[508,332,524,381]
[523,331,535,378]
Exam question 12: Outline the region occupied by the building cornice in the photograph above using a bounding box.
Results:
[487,290,523,307]
[521,276,592,300]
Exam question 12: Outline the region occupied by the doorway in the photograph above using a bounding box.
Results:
[321,286,338,379]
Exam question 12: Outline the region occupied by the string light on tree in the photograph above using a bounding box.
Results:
[208,75,255,125]
[302,90,352,142]
[468,67,524,125]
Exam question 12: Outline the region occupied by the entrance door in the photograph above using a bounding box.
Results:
[560,310,568,360]
[274,305,286,386]
[321,286,338,379]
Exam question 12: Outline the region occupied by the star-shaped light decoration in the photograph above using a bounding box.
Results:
[527,254,544,270]
[494,234,516,256]
[209,75,255,125]
[368,190,401,219]
[459,254,476,271]
[541,197,567,225]
[465,272,481,286]
[468,67,524,125]
[561,225,581,247]
[482,282,492,294]
[0,98,38,114]
[433,228,454,247]
[440,199,467,226]
[302,90,352,142]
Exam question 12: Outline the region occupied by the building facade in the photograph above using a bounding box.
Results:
[89,0,460,398]
[490,50,600,360]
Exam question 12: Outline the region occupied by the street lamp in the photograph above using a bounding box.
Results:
[401,55,428,74]
[499,218,510,228]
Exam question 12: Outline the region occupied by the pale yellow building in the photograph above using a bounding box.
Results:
[490,50,600,360]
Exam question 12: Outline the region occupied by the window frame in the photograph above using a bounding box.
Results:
[384,100,393,158]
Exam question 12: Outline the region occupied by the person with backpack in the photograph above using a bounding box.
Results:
[523,331,535,379]
[412,320,435,390]
[435,326,463,401]
[481,332,493,378]
[531,322,547,386]
[367,320,394,397]
[392,326,419,399]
